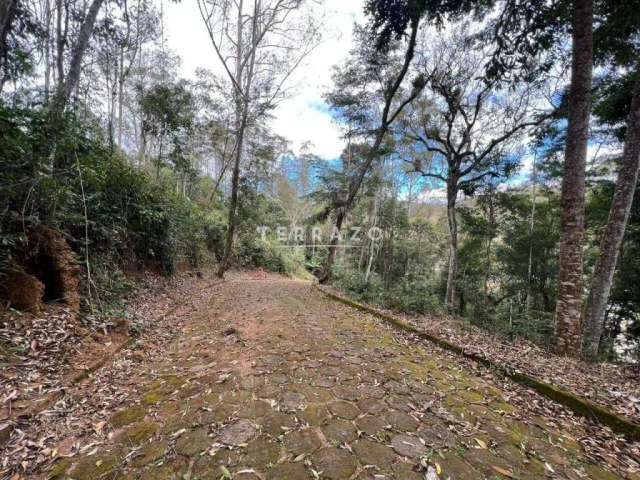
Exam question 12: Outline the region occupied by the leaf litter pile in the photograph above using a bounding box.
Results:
[0,270,224,478]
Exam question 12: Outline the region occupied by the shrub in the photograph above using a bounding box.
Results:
[384,278,442,314]
[234,236,306,277]
[334,270,442,315]
[0,104,214,300]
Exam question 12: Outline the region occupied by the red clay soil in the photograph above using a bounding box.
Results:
[2,268,45,313]
[1,227,80,313]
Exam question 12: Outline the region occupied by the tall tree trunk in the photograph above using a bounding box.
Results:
[364,195,379,283]
[445,179,459,312]
[0,0,18,91]
[55,0,65,90]
[138,128,146,167]
[216,0,251,278]
[364,168,382,282]
[319,210,345,284]
[581,65,640,362]
[318,17,421,284]
[217,118,245,278]
[483,189,495,298]
[44,0,52,100]
[0,0,16,55]
[554,0,593,355]
[526,153,538,314]
[51,0,105,117]
[117,49,125,147]
[108,56,118,151]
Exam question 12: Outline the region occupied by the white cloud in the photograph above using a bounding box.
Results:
[416,187,448,204]
[587,141,622,164]
[161,0,365,160]
[272,100,345,159]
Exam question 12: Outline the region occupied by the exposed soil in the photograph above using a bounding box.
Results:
[2,228,81,313]
[2,273,639,479]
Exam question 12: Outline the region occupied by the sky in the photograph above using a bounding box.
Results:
[159,1,619,204]
[162,0,365,160]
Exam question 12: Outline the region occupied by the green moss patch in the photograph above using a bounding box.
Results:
[131,441,167,467]
[175,428,211,456]
[142,390,166,405]
[139,464,175,480]
[244,438,281,468]
[47,458,72,479]
[69,452,121,479]
[117,420,158,445]
[109,406,147,428]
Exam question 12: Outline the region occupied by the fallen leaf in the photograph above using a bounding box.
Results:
[492,466,514,478]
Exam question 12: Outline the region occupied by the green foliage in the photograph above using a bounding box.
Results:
[0,103,213,290]
[139,80,195,176]
[456,189,560,345]
[593,72,636,140]
[204,212,227,263]
[219,179,308,277]
[334,270,385,304]
[235,237,294,275]
[88,257,137,312]
[2,2,43,85]
[385,276,443,314]
[334,270,442,315]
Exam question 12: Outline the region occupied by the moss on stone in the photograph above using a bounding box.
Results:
[318,287,640,442]
[118,420,158,445]
[47,458,72,479]
[164,375,186,388]
[70,452,121,479]
[299,403,329,426]
[259,412,296,437]
[439,452,481,478]
[266,462,309,480]
[131,441,167,467]
[139,464,175,480]
[244,438,281,468]
[204,401,238,423]
[177,382,203,399]
[457,389,484,402]
[489,400,518,415]
[158,399,180,417]
[110,405,147,428]
[175,427,211,456]
[161,413,192,435]
[142,390,165,405]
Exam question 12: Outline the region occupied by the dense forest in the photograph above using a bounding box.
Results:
[2,0,640,478]
[2,0,638,363]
